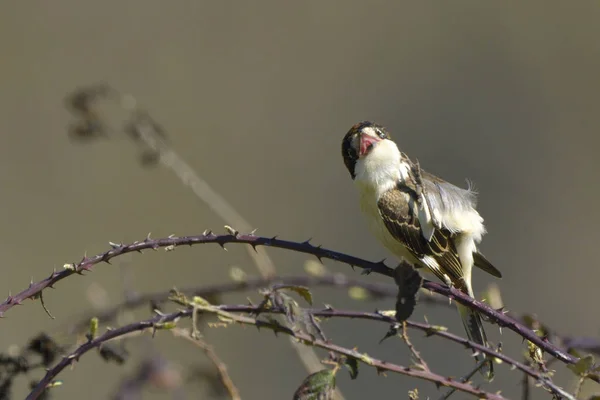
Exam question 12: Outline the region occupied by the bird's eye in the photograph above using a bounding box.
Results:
[376,129,387,139]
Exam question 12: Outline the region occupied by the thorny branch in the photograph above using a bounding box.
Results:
[219,305,573,400]
[43,279,574,400]
[29,304,509,400]
[57,276,575,399]
[67,83,345,399]
[65,274,398,334]
[1,232,593,378]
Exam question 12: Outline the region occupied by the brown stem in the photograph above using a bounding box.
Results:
[1,232,588,378]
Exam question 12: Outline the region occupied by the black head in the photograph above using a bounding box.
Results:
[341,121,391,179]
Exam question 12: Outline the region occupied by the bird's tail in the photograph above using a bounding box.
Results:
[457,303,494,381]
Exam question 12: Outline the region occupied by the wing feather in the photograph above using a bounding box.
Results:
[377,188,467,291]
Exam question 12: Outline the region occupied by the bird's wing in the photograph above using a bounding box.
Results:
[377,188,467,291]
[408,165,503,279]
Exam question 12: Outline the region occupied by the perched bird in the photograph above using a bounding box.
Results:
[341,121,501,380]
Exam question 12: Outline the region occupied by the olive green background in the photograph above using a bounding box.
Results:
[1,2,600,399]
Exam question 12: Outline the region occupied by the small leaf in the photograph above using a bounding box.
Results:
[567,355,595,376]
[88,317,99,340]
[343,357,359,380]
[155,321,177,330]
[393,262,423,322]
[277,285,313,306]
[293,369,336,400]
[192,296,212,307]
[272,292,300,324]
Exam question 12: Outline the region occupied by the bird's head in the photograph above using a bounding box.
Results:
[341,121,401,182]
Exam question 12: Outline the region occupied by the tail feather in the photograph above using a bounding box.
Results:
[457,303,494,381]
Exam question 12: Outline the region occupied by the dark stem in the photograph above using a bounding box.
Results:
[1,232,592,381]
[29,306,508,400]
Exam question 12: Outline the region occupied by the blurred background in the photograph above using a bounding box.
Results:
[1,1,600,399]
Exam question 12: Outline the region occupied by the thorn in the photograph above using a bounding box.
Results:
[249,228,257,235]
[270,235,278,240]
[219,243,227,251]
[30,277,34,287]
[168,234,176,239]
[108,241,122,249]
[350,265,356,271]
[302,238,312,245]
[249,243,258,253]
[145,232,152,242]
[361,268,372,275]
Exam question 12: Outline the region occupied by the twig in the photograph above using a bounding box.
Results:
[171,328,240,400]
[68,83,342,399]
[62,279,574,399]
[401,321,430,372]
[65,274,398,334]
[522,364,531,400]
[2,232,589,378]
[437,359,488,400]
[218,305,574,400]
[27,309,187,400]
[29,307,507,400]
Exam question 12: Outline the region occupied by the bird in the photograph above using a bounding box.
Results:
[341,120,501,380]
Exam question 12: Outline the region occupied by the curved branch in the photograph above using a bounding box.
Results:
[28,307,508,400]
[1,232,587,373]
[218,305,573,400]
[65,274,397,334]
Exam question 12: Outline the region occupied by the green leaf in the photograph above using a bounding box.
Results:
[277,285,313,305]
[273,292,300,325]
[567,355,595,376]
[393,262,423,322]
[293,369,336,400]
[88,317,99,340]
[343,357,359,380]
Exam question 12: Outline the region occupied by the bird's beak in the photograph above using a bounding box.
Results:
[359,134,381,158]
